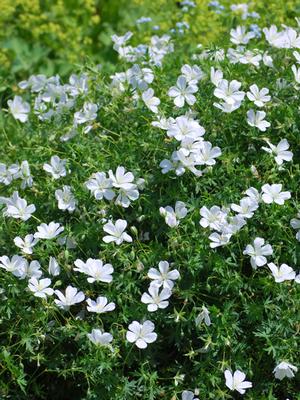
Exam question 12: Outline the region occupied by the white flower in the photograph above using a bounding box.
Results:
[0,163,18,185]
[292,64,300,84]
[293,50,300,63]
[243,238,273,269]
[2,191,36,221]
[16,260,42,280]
[214,79,245,105]
[181,64,204,84]
[55,185,76,212]
[7,96,30,122]
[168,76,198,107]
[261,184,291,205]
[268,263,296,283]
[74,258,114,283]
[273,362,298,380]
[199,206,227,230]
[160,201,188,228]
[103,219,132,245]
[126,320,157,349]
[54,285,85,310]
[28,277,53,299]
[112,31,133,51]
[167,116,205,142]
[87,328,113,346]
[247,109,270,131]
[43,155,67,179]
[141,285,172,312]
[48,257,60,276]
[85,172,115,201]
[34,221,64,240]
[224,370,252,394]
[74,102,98,124]
[14,234,38,254]
[108,166,139,208]
[230,26,255,45]
[15,160,33,189]
[231,197,259,219]
[290,213,300,241]
[196,141,222,166]
[247,84,271,107]
[182,390,199,400]
[142,88,160,113]
[195,306,211,326]
[0,255,27,276]
[209,232,232,248]
[210,67,223,86]
[214,100,242,113]
[148,260,180,290]
[261,139,293,166]
[86,296,115,313]
[128,65,154,90]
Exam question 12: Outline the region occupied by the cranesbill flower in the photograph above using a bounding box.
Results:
[230,26,255,45]
[15,260,42,280]
[210,67,223,86]
[268,263,296,282]
[74,102,98,124]
[168,76,198,107]
[196,141,222,166]
[0,163,18,185]
[243,237,273,269]
[48,257,60,276]
[182,390,199,400]
[209,232,232,248]
[247,109,270,131]
[108,166,139,208]
[15,160,33,189]
[290,213,300,241]
[54,285,85,310]
[292,65,300,84]
[34,222,64,239]
[261,139,293,165]
[142,88,160,113]
[7,96,30,122]
[199,206,227,230]
[126,320,157,348]
[87,328,113,346]
[181,64,205,84]
[214,79,245,105]
[195,306,211,326]
[167,116,205,141]
[231,197,259,219]
[247,84,271,107]
[273,362,298,380]
[103,219,132,244]
[14,234,38,254]
[141,285,172,312]
[160,201,188,228]
[55,185,76,212]
[74,258,114,283]
[0,255,27,276]
[28,277,53,299]
[43,155,67,179]
[86,296,116,313]
[224,370,252,394]
[85,172,115,201]
[2,191,36,221]
[261,184,291,205]
[148,260,180,290]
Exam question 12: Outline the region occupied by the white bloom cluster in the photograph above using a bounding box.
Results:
[0,161,33,188]
[85,166,142,208]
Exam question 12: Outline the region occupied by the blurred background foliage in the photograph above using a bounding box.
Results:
[0,0,299,90]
